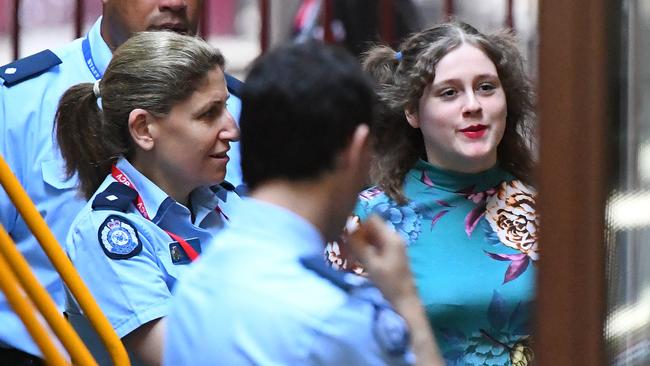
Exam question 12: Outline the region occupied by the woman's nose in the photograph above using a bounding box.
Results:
[220,111,240,142]
[462,92,482,115]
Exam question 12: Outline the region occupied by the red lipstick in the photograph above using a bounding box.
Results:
[459,125,487,139]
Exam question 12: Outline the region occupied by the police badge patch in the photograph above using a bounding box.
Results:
[97,215,142,259]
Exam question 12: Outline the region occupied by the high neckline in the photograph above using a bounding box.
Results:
[407,159,513,193]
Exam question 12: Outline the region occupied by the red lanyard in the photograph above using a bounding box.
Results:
[111,165,199,261]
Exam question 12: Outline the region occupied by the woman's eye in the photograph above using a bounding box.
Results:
[478,83,497,93]
[201,107,220,120]
[439,89,457,98]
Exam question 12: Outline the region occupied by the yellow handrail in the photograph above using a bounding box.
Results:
[0,155,130,366]
[0,245,69,365]
[0,224,96,365]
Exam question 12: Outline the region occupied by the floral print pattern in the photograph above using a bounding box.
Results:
[325,160,536,365]
[441,291,534,366]
[369,200,423,244]
[480,180,539,283]
[325,216,365,274]
[485,181,539,260]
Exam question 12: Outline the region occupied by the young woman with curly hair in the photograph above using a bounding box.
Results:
[327,21,538,365]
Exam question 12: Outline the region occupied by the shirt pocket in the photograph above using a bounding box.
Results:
[41,159,77,190]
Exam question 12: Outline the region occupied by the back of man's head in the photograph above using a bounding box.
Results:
[240,41,376,190]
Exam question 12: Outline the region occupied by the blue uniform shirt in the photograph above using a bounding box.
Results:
[65,158,240,337]
[164,198,415,366]
[0,16,242,355]
[0,17,111,356]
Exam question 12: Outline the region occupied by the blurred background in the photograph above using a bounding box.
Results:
[0,0,538,78]
[2,1,650,365]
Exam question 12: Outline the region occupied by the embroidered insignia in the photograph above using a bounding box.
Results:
[98,215,142,259]
[169,238,202,265]
[374,305,410,357]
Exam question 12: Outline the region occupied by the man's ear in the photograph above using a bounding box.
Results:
[128,109,156,151]
[404,105,420,129]
[338,124,371,172]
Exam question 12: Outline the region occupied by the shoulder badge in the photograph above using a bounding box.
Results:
[225,73,244,97]
[97,215,142,259]
[300,255,367,292]
[92,182,138,212]
[0,49,62,87]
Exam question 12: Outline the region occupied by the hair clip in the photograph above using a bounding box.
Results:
[395,51,403,61]
[93,79,101,98]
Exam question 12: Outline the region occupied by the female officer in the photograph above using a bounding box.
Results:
[55,31,239,365]
[327,21,538,365]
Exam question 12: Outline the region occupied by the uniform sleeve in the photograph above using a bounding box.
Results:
[0,86,18,234]
[67,212,171,338]
[306,297,416,366]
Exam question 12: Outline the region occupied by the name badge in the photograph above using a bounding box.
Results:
[169,237,202,265]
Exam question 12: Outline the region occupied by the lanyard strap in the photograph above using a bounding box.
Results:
[215,205,230,222]
[111,165,149,219]
[110,165,199,261]
[82,36,103,80]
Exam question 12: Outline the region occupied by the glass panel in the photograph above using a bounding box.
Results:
[605,0,650,364]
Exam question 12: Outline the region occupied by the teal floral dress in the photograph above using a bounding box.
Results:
[326,159,537,366]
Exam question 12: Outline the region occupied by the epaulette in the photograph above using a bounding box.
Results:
[300,255,368,292]
[225,73,244,97]
[92,182,137,212]
[0,50,61,87]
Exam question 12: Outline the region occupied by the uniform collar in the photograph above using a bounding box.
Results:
[190,185,239,226]
[230,198,325,258]
[88,16,112,77]
[114,157,170,221]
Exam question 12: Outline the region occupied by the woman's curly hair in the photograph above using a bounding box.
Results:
[362,21,536,203]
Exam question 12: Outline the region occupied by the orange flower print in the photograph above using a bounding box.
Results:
[485,180,539,261]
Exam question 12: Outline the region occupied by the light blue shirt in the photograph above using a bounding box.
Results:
[0,17,111,356]
[0,17,242,355]
[65,158,240,337]
[164,198,415,365]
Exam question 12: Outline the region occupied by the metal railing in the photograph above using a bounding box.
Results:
[0,154,129,365]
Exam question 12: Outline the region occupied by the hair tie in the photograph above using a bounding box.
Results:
[395,51,402,61]
[93,79,101,98]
